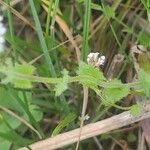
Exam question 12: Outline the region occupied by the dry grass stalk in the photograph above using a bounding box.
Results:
[20,110,150,150]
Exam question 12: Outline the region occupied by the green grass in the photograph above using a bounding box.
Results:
[29,0,56,77]
[6,0,17,61]
[0,0,150,149]
[81,0,91,61]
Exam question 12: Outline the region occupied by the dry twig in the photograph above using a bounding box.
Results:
[19,110,150,150]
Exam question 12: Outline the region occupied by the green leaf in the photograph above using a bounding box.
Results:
[0,139,11,150]
[1,62,36,89]
[102,5,115,19]
[138,69,150,98]
[78,62,105,89]
[55,69,69,96]
[52,112,77,136]
[23,105,43,122]
[91,3,102,11]
[0,87,23,113]
[122,27,133,34]
[12,63,36,88]
[130,104,141,116]
[138,32,150,47]
[0,113,21,133]
[102,79,130,106]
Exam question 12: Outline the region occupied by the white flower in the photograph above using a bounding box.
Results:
[0,15,6,54]
[87,52,105,67]
[84,114,90,120]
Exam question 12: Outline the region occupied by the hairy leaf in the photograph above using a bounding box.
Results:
[78,62,105,89]
[102,79,130,106]
[55,69,69,96]
[1,63,36,89]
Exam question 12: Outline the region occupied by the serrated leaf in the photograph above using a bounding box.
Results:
[55,69,69,96]
[77,62,105,89]
[130,104,141,116]
[12,63,35,88]
[138,69,150,98]
[102,79,130,106]
[52,112,76,136]
[2,63,36,89]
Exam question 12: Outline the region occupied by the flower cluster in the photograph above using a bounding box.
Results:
[87,52,105,67]
[0,15,6,54]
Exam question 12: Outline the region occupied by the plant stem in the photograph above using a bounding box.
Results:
[45,0,54,37]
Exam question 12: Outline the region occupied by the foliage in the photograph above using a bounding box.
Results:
[0,60,35,88]
[139,69,150,98]
[0,0,150,149]
[77,62,105,89]
[54,69,69,96]
[101,79,130,106]
[52,112,77,136]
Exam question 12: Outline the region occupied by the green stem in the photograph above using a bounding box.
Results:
[45,0,54,37]
[4,70,139,88]
[81,0,91,61]
[6,0,17,61]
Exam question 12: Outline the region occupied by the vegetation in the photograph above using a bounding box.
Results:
[0,0,150,149]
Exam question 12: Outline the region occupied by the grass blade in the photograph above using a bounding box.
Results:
[6,0,17,61]
[81,0,91,61]
[29,0,56,77]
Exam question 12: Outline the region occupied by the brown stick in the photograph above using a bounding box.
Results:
[20,110,150,150]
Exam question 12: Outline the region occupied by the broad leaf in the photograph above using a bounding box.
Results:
[102,79,130,106]
[78,62,105,89]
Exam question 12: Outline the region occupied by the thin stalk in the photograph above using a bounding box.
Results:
[81,0,91,61]
[29,0,56,77]
[4,70,139,88]
[6,0,17,61]
[49,0,59,66]
[0,105,42,139]
[45,0,54,37]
